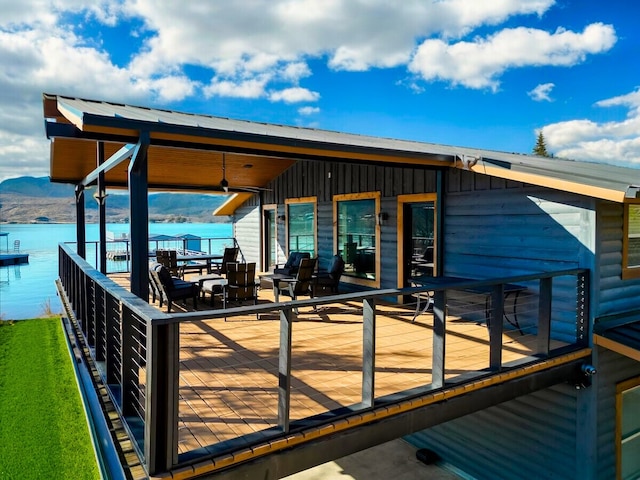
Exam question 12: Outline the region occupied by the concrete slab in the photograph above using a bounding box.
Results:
[283,438,460,480]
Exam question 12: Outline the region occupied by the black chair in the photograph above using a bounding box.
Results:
[150,263,198,312]
[226,262,258,307]
[211,247,239,275]
[311,255,345,298]
[274,251,311,276]
[156,249,183,278]
[273,258,317,312]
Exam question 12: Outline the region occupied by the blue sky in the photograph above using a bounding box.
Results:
[1,0,639,182]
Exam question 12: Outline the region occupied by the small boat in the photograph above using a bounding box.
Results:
[0,232,29,266]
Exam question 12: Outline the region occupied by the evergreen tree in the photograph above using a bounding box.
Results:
[533,131,550,157]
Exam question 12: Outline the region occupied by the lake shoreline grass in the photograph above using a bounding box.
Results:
[0,318,100,479]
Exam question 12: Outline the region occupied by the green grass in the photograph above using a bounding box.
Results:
[0,318,100,479]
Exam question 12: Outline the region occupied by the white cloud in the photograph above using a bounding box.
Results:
[542,88,640,167]
[409,23,616,91]
[298,106,320,115]
[0,0,624,180]
[269,87,320,104]
[529,82,555,102]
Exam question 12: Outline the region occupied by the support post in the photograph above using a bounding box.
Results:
[537,277,552,355]
[489,284,504,371]
[75,185,86,259]
[96,142,108,275]
[362,298,376,407]
[146,320,179,474]
[432,289,446,388]
[576,270,590,346]
[278,307,293,432]
[128,133,150,300]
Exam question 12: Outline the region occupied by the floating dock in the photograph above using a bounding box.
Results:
[0,253,29,266]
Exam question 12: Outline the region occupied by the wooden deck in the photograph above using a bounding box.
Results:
[111,273,561,459]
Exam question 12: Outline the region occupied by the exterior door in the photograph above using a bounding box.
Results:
[397,194,437,296]
[263,206,277,272]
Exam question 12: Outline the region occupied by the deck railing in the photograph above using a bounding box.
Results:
[57,242,590,477]
[66,236,239,273]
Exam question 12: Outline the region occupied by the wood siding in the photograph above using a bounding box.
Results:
[595,200,640,317]
[233,205,261,265]
[244,159,439,286]
[445,171,597,343]
[594,346,640,479]
[407,384,580,479]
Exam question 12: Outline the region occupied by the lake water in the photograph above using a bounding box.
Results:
[0,223,232,320]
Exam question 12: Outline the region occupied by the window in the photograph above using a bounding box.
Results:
[286,197,316,257]
[617,377,640,479]
[623,204,640,279]
[334,192,380,287]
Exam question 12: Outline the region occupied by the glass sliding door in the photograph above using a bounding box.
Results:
[397,194,438,291]
[286,198,316,256]
[334,192,380,287]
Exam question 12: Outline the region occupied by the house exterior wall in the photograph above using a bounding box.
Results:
[233,205,261,265]
[593,346,640,479]
[595,200,640,317]
[234,161,639,480]
[249,159,438,283]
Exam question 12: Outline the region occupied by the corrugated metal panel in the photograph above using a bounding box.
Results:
[407,384,579,479]
[595,347,640,479]
[596,201,640,317]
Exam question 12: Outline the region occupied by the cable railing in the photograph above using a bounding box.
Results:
[65,236,239,273]
[57,242,590,477]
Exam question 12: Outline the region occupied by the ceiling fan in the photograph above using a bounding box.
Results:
[219,153,271,194]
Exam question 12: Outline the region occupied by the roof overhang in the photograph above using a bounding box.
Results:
[43,93,640,210]
[459,155,640,204]
[594,310,640,362]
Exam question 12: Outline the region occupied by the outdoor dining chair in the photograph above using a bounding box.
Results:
[273,257,317,313]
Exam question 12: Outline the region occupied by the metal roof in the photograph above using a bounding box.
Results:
[43,93,640,203]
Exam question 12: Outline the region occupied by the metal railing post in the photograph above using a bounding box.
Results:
[278,307,293,433]
[489,284,504,371]
[432,289,447,389]
[362,298,376,407]
[537,277,553,356]
[146,320,179,474]
[576,271,590,345]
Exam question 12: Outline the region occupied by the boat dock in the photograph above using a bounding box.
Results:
[0,232,29,266]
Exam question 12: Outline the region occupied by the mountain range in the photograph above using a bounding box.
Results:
[0,176,231,224]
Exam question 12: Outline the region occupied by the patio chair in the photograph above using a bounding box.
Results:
[310,254,345,298]
[225,262,258,319]
[273,251,311,276]
[156,249,183,278]
[151,263,198,313]
[148,262,165,306]
[211,247,239,275]
[273,257,317,312]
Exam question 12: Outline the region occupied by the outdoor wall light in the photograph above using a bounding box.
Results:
[377,211,388,226]
[277,214,286,224]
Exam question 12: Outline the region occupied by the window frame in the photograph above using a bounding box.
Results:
[333,191,381,288]
[622,202,640,280]
[285,197,317,257]
[616,375,640,479]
